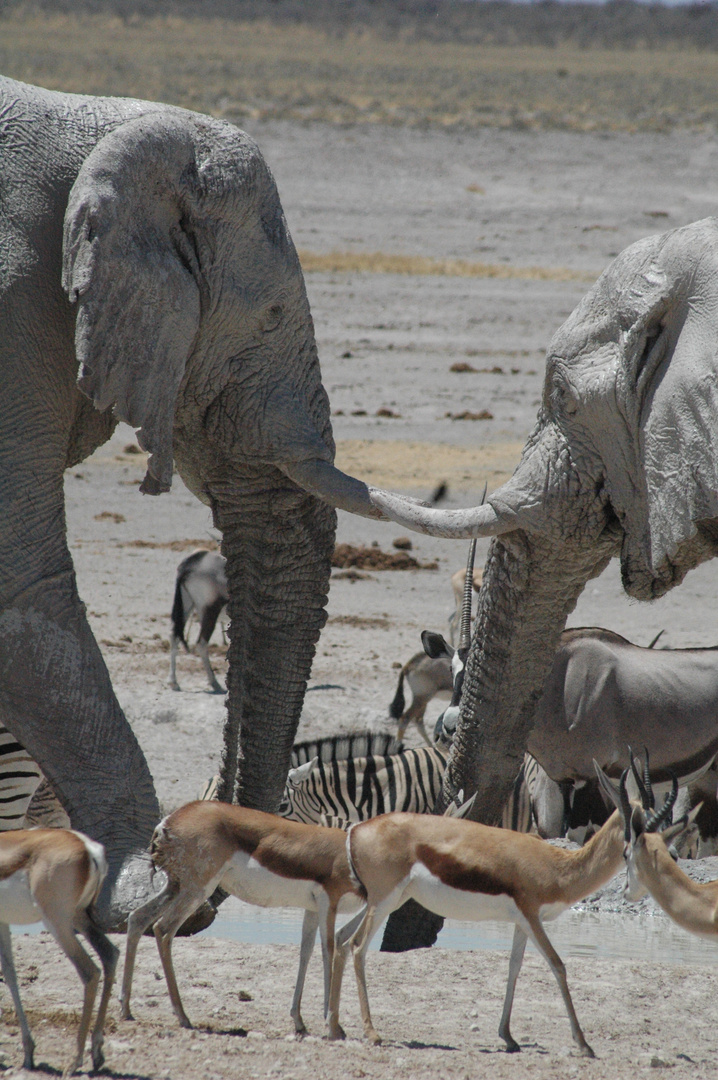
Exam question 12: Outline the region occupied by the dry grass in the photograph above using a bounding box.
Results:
[298,250,592,282]
[3,10,718,132]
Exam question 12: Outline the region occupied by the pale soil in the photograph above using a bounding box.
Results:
[4,120,718,1077]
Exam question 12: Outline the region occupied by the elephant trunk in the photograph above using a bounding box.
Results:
[441,530,616,821]
[209,470,336,811]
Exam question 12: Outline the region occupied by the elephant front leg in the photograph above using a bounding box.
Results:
[210,478,336,811]
[0,568,161,928]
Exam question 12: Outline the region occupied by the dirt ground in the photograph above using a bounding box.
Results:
[4,119,718,1077]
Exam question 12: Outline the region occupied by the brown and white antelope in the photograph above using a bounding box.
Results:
[120,801,365,1035]
[327,799,627,1056]
[600,762,714,934]
[0,828,117,1076]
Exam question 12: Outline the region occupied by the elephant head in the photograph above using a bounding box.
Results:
[61,111,433,817]
[371,218,718,833]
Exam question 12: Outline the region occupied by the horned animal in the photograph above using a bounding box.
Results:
[326,805,626,1054]
[389,564,482,742]
[0,829,117,1076]
[596,757,716,937]
[435,624,718,797]
[169,549,228,693]
[120,802,364,1035]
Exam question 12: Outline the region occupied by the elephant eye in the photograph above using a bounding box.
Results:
[555,384,578,415]
[262,304,283,333]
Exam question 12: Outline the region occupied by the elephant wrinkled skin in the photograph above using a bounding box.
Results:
[0,76,425,928]
[380,217,718,949]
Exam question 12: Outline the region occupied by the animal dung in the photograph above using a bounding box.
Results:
[392,536,413,550]
[332,543,437,571]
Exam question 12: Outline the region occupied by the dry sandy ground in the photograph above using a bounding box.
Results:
[3,120,718,1077]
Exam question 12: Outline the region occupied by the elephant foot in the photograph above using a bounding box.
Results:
[176,899,217,935]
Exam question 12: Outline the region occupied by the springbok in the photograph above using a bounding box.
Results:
[326,800,627,1055]
[599,760,714,934]
[169,549,228,693]
[0,828,117,1076]
[120,802,365,1035]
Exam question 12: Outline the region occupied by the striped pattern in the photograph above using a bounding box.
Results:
[281,743,448,823]
[202,731,537,834]
[291,732,402,767]
[0,726,42,829]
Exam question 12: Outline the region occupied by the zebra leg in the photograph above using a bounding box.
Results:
[197,597,226,694]
[169,634,181,691]
[291,908,319,1034]
[0,923,34,1070]
[498,924,528,1052]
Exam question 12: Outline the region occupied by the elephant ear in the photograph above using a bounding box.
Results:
[63,113,201,494]
[623,222,718,590]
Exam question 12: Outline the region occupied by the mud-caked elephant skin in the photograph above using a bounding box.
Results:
[378,218,718,948]
[0,76,426,928]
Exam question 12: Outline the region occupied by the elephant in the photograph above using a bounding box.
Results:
[0,76,428,928]
[374,215,718,948]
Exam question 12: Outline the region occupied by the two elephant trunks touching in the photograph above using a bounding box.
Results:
[4,73,718,935]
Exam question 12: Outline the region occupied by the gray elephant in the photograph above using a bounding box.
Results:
[0,76,423,927]
[372,216,718,947]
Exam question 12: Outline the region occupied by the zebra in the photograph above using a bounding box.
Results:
[0,726,43,829]
[280,733,535,833]
[169,549,228,694]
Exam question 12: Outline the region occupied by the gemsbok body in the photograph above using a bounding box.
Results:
[0,828,117,1076]
[436,625,718,793]
[121,801,364,1035]
[169,549,228,693]
[327,806,626,1055]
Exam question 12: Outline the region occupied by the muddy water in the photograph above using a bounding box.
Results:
[203,897,714,967]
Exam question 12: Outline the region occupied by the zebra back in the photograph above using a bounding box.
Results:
[290,731,403,767]
[0,726,42,829]
[281,745,448,823]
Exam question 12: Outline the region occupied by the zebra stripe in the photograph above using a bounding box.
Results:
[281,733,538,833]
[281,744,448,823]
[0,726,42,828]
[290,732,402,767]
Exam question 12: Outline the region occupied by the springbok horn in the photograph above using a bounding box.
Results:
[628,747,651,811]
[646,772,679,833]
[618,769,632,842]
[642,746,655,810]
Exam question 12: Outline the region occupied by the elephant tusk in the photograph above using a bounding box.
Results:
[282,459,517,537]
